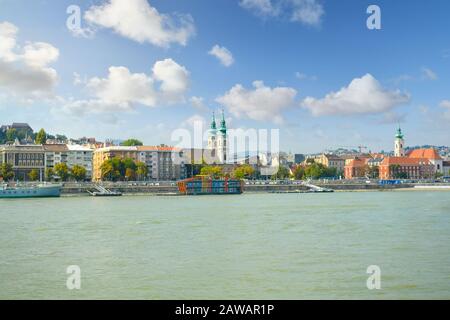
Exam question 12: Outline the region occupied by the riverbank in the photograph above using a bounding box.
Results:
[59,181,450,196]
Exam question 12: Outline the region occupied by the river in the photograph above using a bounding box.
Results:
[0,191,449,299]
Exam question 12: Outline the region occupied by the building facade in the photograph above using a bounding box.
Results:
[207,111,227,164]
[67,144,93,180]
[0,142,45,181]
[379,157,434,179]
[93,145,186,181]
[408,148,443,174]
[394,127,405,157]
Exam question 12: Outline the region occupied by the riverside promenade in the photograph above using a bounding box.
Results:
[59,180,450,195]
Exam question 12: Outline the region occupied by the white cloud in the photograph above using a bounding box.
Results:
[421,67,438,81]
[440,100,450,120]
[240,0,324,26]
[0,21,59,97]
[239,0,279,17]
[216,80,297,124]
[152,58,189,103]
[63,58,189,115]
[295,71,317,81]
[190,96,208,111]
[208,45,234,67]
[302,74,410,116]
[290,0,324,26]
[181,114,206,128]
[84,0,195,48]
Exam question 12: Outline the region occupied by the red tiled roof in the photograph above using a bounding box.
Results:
[408,148,442,160]
[381,157,431,166]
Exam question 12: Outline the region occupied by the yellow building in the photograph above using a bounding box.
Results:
[304,153,345,173]
[93,146,138,181]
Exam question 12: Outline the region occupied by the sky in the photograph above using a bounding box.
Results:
[0,0,450,153]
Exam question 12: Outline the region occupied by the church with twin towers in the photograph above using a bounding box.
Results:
[207,110,227,164]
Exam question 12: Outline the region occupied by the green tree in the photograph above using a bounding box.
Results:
[100,159,116,181]
[71,165,87,182]
[200,166,223,179]
[125,168,136,181]
[232,164,255,179]
[54,162,70,181]
[136,161,148,180]
[45,168,54,181]
[304,163,327,179]
[0,163,14,181]
[272,166,291,180]
[366,165,379,179]
[292,165,305,180]
[121,139,143,146]
[5,128,18,142]
[35,128,47,144]
[28,169,40,181]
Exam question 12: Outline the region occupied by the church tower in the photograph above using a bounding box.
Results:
[207,112,217,160]
[216,109,227,163]
[394,126,405,157]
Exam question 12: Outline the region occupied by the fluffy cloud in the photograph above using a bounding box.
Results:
[0,21,59,97]
[240,0,324,26]
[216,80,297,124]
[84,0,195,47]
[239,0,279,16]
[301,74,410,116]
[63,58,189,115]
[190,96,208,111]
[208,45,234,67]
[290,0,324,26]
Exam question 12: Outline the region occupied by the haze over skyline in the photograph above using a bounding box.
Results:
[1,0,450,153]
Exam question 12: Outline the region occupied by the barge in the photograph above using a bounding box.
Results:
[177,177,243,195]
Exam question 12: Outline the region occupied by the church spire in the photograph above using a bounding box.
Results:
[210,111,217,130]
[219,109,226,134]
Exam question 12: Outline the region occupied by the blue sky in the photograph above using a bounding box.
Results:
[0,0,449,153]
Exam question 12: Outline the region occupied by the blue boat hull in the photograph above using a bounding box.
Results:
[0,185,61,198]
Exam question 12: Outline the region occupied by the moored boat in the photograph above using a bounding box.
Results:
[177,176,243,195]
[0,183,62,198]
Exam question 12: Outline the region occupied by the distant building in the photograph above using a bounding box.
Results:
[379,157,434,179]
[207,111,227,164]
[305,153,345,173]
[93,145,185,181]
[394,127,405,157]
[67,145,93,180]
[443,161,450,177]
[294,154,305,164]
[0,141,45,181]
[43,144,69,173]
[408,148,443,174]
[344,157,370,179]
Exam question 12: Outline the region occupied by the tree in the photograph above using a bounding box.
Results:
[100,160,116,181]
[125,168,136,181]
[35,128,47,144]
[232,164,255,179]
[71,165,87,182]
[45,168,55,181]
[28,169,40,181]
[0,163,14,181]
[272,166,291,180]
[304,163,327,179]
[292,165,305,180]
[136,162,148,180]
[54,162,70,181]
[200,166,223,179]
[5,128,18,142]
[366,165,379,179]
[121,139,143,146]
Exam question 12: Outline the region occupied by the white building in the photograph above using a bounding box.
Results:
[394,127,405,157]
[67,144,93,179]
[137,146,186,181]
[207,110,227,164]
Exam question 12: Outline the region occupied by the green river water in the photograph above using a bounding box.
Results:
[0,191,449,299]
